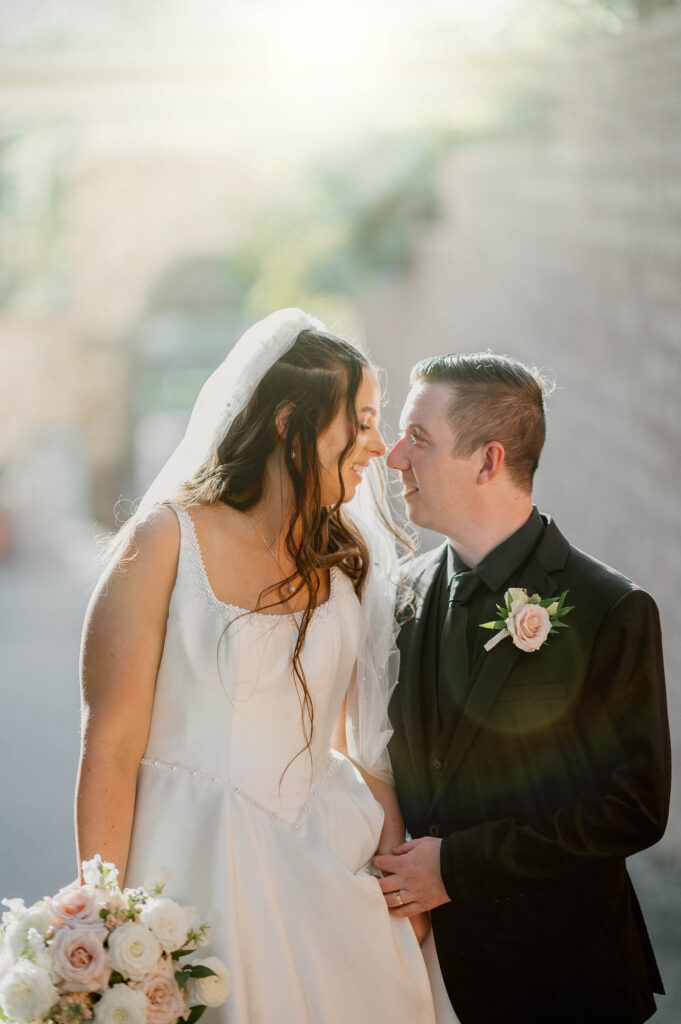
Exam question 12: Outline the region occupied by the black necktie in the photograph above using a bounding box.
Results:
[437,570,479,722]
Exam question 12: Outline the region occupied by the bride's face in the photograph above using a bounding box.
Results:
[317,366,386,505]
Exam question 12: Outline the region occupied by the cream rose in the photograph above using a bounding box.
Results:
[50,884,104,930]
[186,956,232,1008]
[107,921,161,981]
[131,956,189,1024]
[139,898,189,953]
[507,603,551,652]
[93,983,147,1024]
[0,960,58,1022]
[49,924,111,992]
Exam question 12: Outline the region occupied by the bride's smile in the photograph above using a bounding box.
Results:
[317,365,386,506]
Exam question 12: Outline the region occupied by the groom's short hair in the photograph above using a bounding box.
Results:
[410,352,551,491]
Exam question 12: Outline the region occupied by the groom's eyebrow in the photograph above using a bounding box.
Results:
[400,419,430,438]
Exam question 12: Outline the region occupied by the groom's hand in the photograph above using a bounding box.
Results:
[373,837,451,916]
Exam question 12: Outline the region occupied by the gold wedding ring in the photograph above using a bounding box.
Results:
[394,890,404,906]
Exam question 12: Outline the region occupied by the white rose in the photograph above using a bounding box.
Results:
[507,603,551,653]
[94,983,148,1024]
[186,956,232,1008]
[107,921,161,981]
[0,960,58,1022]
[139,898,189,953]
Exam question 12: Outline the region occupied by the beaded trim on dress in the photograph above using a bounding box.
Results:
[139,754,342,831]
[172,502,341,626]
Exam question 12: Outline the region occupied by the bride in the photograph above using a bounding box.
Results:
[76,309,457,1023]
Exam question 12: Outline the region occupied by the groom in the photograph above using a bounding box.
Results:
[375,354,671,1024]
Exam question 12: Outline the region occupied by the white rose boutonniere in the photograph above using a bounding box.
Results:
[480,588,573,653]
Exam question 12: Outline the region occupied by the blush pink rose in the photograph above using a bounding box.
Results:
[507,603,551,652]
[131,956,189,1024]
[49,925,111,993]
[50,884,104,929]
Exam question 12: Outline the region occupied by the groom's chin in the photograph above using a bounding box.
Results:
[403,493,425,525]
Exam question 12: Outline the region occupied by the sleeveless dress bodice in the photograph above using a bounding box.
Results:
[125,505,456,1023]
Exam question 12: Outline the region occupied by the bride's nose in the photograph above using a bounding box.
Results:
[369,428,387,459]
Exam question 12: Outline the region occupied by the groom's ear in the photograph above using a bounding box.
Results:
[477,441,505,484]
[274,401,296,439]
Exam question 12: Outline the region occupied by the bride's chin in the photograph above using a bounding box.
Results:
[327,483,356,506]
[322,469,362,506]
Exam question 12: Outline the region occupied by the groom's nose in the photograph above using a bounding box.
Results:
[386,436,410,471]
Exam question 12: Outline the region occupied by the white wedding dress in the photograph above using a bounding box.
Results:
[125,505,458,1023]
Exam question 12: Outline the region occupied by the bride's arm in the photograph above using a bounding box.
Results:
[331,694,405,855]
[331,696,431,943]
[75,508,179,883]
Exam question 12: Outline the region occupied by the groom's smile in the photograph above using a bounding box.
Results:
[387,380,480,538]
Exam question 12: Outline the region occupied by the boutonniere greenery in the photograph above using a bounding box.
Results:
[480,588,573,653]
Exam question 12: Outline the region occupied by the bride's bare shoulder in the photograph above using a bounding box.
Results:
[101,505,181,592]
[126,504,180,556]
[86,507,181,632]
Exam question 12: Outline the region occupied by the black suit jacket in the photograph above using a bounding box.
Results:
[389,517,671,1024]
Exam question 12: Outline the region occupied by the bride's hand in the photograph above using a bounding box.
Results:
[410,912,431,946]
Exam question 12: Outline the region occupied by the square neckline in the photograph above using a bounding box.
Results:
[177,503,340,621]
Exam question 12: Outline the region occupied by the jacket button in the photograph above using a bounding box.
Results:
[429,824,441,837]
[431,758,442,771]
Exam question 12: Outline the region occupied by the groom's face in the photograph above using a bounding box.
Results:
[387,380,480,536]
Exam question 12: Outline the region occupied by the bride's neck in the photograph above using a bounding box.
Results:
[252,448,301,549]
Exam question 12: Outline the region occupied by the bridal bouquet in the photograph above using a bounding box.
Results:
[0,856,230,1024]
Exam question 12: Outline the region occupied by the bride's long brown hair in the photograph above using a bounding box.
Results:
[174,327,374,774]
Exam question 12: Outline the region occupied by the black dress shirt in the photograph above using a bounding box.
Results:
[437,506,546,696]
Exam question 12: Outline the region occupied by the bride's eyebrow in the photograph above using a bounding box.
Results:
[359,405,378,416]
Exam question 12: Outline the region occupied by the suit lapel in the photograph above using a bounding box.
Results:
[397,545,445,804]
[431,519,570,804]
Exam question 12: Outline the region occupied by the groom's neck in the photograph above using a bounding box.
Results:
[445,493,534,569]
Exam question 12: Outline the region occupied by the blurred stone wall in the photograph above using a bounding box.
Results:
[364,8,681,849]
